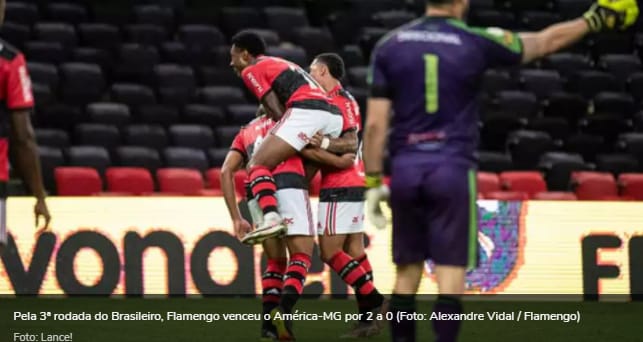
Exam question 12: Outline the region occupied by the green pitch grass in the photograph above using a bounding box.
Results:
[1,298,641,342]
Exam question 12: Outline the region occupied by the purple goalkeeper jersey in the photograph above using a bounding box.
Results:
[369,16,524,165]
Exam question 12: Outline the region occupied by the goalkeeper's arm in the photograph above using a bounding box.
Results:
[520,0,639,64]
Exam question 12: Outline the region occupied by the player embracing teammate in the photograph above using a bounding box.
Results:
[224,31,384,341]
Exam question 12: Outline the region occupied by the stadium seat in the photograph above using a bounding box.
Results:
[59,63,105,105]
[39,146,66,193]
[114,44,159,84]
[72,47,113,72]
[617,133,643,166]
[205,168,223,191]
[198,66,244,87]
[32,83,55,107]
[520,11,561,30]
[183,104,226,126]
[124,24,168,46]
[495,91,540,118]
[207,148,229,168]
[477,151,513,173]
[0,22,30,49]
[481,69,516,94]
[24,41,68,64]
[36,103,83,131]
[347,67,368,88]
[266,46,308,68]
[227,105,258,125]
[178,25,225,49]
[578,115,631,142]
[110,83,157,108]
[5,2,39,26]
[122,124,168,150]
[154,64,197,105]
[507,130,554,170]
[571,71,619,99]
[137,104,180,126]
[372,10,416,29]
[245,29,280,47]
[519,69,563,99]
[340,45,364,68]
[27,62,59,90]
[115,146,162,171]
[477,172,500,195]
[233,170,248,198]
[468,9,517,29]
[34,23,77,50]
[163,147,208,172]
[592,33,633,57]
[86,103,131,126]
[200,86,247,106]
[480,114,524,151]
[133,5,175,31]
[67,146,112,175]
[593,92,636,117]
[483,191,529,201]
[532,191,578,200]
[629,72,643,102]
[169,125,215,149]
[159,42,191,65]
[599,54,642,84]
[157,168,204,195]
[105,167,154,194]
[618,173,643,199]
[525,117,569,140]
[264,7,309,42]
[564,134,609,163]
[215,126,241,148]
[74,124,121,151]
[55,167,102,196]
[36,128,70,148]
[571,171,618,200]
[358,27,388,61]
[542,53,593,77]
[78,23,121,51]
[539,152,591,191]
[292,27,335,61]
[499,171,547,197]
[46,3,88,25]
[220,7,264,37]
[595,154,640,175]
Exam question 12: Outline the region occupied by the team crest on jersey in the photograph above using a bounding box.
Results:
[425,201,525,294]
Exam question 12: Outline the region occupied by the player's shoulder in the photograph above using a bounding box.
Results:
[337,88,356,103]
[448,21,521,51]
[372,17,428,53]
[0,38,23,61]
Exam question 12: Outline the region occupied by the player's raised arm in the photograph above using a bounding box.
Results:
[520,0,639,64]
[300,147,355,169]
[310,130,358,155]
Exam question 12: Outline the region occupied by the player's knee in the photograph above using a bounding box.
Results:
[344,241,365,259]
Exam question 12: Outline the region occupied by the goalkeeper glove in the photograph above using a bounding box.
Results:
[365,173,389,230]
[584,0,639,32]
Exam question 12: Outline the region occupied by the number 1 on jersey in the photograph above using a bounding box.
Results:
[424,54,439,114]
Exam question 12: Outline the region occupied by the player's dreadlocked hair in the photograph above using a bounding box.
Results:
[231,30,266,57]
[314,53,346,80]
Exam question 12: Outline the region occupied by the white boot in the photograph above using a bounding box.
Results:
[241,212,287,245]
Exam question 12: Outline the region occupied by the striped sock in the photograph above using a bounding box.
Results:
[248,165,278,215]
[356,254,374,321]
[281,253,311,313]
[262,258,287,315]
[329,251,383,311]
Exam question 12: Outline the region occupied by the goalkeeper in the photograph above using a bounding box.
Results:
[362,0,638,341]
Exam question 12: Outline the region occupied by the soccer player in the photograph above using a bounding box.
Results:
[229,31,344,244]
[362,0,638,341]
[221,106,355,341]
[308,53,386,338]
[0,0,51,256]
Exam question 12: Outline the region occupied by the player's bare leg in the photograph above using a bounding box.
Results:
[320,234,385,338]
[243,134,299,245]
[270,236,314,341]
[260,237,288,341]
[431,265,466,342]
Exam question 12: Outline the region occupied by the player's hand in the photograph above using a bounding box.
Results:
[308,132,324,147]
[336,153,356,169]
[233,219,252,240]
[584,0,639,32]
[34,198,51,235]
[365,173,389,230]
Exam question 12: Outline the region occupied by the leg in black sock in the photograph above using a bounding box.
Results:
[432,295,463,342]
[390,294,416,342]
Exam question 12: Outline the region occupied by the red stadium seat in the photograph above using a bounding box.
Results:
[477,172,500,195]
[483,191,529,200]
[105,167,154,195]
[499,171,547,197]
[55,167,102,196]
[618,173,643,200]
[533,192,578,200]
[309,171,322,196]
[206,168,222,190]
[156,168,204,195]
[571,171,617,200]
[198,189,223,196]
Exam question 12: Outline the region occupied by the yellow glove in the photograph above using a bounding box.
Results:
[365,173,389,230]
[584,0,639,32]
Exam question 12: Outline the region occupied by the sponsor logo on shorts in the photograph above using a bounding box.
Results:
[297,132,310,144]
[283,217,294,226]
[352,216,359,224]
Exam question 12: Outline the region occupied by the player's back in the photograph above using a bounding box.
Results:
[370,17,522,166]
